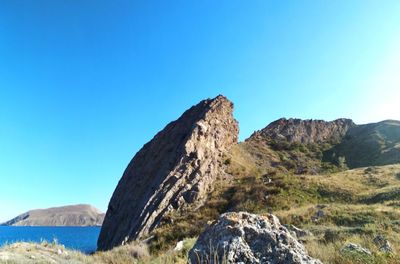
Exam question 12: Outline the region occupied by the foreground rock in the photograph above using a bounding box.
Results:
[98,95,239,250]
[1,204,104,226]
[188,212,322,264]
[373,235,393,253]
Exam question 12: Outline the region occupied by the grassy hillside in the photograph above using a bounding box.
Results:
[148,143,400,263]
[2,153,400,263]
[324,120,400,168]
[244,119,400,172]
[240,139,340,174]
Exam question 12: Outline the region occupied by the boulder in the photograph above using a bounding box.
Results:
[373,235,393,253]
[188,212,322,264]
[286,225,313,239]
[340,243,371,256]
[98,95,239,250]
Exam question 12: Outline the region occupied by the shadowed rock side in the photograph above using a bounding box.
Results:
[98,95,239,251]
[250,118,355,144]
[189,212,322,264]
[1,204,104,226]
[324,120,400,168]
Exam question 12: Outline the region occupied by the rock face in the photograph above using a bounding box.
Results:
[188,212,321,264]
[98,95,239,251]
[1,204,104,226]
[249,118,355,145]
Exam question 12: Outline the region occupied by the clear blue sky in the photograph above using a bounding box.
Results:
[1,1,400,222]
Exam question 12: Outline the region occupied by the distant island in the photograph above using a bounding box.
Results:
[1,204,104,227]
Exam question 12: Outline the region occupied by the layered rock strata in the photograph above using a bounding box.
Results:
[98,95,239,250]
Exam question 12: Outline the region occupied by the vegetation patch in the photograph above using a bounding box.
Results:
[361,189,400,204]
[147,145,400,263]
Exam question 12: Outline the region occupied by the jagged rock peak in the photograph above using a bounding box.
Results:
[98,95,239,251]
[249,117,355,144]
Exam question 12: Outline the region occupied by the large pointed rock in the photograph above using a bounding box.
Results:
[98,95,239,250]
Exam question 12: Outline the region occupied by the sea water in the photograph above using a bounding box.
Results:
[0,226,101,253]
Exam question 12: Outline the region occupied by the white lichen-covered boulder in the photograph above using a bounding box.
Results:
[188,212,322,264]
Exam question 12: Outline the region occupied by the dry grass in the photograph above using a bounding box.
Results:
[144,146,400,264]
[0,238,196,264]
[93,241,149,263]
[93,238,196,264]
[306,234,400,264]
[0,241,90,264]
[273,164,400,263]
[131,162,400,263]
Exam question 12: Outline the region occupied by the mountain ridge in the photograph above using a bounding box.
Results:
[98,95,400,252]
[247,117,355,145]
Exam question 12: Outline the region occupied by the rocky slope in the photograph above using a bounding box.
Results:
[98,95,239,251]
[249,118,355,145]
[240,118,355,174]
[242,118,400,173]
[1,204,104,226]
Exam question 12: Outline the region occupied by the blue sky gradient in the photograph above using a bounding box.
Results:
[1,1,400,221]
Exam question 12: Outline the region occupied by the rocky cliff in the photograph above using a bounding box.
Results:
[1,204,104,226]
[249,118,355,145]
[97,95,239,251]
